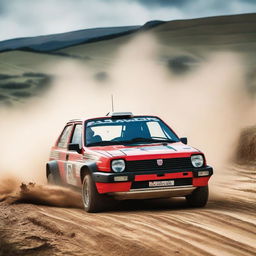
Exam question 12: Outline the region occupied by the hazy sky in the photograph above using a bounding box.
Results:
[0,0,256,41]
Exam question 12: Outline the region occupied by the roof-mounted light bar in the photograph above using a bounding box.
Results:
[106,112,134,118]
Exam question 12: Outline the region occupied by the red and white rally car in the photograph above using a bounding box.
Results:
[47,112,213,212]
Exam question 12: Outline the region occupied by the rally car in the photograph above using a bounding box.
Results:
[47,112,213,212]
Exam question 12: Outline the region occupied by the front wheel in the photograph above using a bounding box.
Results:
[186,186,209,207]
[82,173,113,213]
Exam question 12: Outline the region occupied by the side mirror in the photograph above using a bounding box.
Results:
[180,137,188,144]
[68,143,81,153]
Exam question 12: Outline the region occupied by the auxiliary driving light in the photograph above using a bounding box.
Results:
[198,171,209,177]
[114,176,128,182]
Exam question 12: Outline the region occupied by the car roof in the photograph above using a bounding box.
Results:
[66,113,160,125]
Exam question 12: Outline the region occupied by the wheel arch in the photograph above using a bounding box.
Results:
[46,160,61,181]
[80,162,98,184]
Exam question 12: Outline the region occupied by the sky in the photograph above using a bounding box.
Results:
[0,0,256,41]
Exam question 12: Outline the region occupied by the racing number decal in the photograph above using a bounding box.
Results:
[66,163,77,185]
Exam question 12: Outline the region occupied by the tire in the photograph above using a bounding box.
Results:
[82,173,113,213]
[186,186,209,207]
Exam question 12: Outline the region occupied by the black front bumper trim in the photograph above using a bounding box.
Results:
[92,166,213,183]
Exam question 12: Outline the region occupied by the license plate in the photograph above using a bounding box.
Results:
[149,180,175,187]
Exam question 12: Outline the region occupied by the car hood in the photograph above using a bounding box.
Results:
[93,142,199,158]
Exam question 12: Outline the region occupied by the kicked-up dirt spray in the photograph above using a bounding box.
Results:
[0,33,255,206]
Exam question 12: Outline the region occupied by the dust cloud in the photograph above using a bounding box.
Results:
[0,176,19,202]
[235,125,256,164]
[0,33,255,206]
[17,182,82,208]
[0,177,83,208]
[110,34,255,170]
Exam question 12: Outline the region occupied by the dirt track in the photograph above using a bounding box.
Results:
[0,165,255,256]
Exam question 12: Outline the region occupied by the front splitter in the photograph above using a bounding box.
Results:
[109,185,196,200]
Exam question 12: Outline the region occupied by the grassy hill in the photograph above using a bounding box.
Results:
[57,13,256,67]
[0,13,255,106]
[0,26,140,52]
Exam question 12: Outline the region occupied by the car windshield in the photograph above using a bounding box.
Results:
[85,116,180,147]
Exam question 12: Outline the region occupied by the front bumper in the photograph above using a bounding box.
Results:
[109,186,196,200]
[92,166,213,198]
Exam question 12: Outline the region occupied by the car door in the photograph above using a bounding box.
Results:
[66,123,83,186]
[56,124,74,182]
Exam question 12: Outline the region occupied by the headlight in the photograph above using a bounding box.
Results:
[191,155,204,168]
[111,159,125,173]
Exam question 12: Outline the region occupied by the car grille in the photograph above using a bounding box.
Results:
[125,157,194,172]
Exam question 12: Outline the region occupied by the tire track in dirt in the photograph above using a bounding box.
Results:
[0,166,255,256]
[33,194,255,256]
[152,213,255,256]
[37,206,212,256]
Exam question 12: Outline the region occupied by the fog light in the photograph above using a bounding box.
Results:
[198,171,209,177]
[114,176,128,182]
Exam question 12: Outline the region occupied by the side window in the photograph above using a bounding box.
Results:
[71,124,82,148]
[57,125,73,148]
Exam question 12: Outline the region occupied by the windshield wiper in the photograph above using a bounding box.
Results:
[86,140,123,147]
[123,137,176,144]
[87,137,177,147]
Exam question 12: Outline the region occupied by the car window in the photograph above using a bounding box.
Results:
[91,125,123,141]
[85,116,179,146]
[57,125,73,148]
[71,124,82,148]
[146,121,166,138]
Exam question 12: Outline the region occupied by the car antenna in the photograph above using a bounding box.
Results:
[106,94,115,116]
[111,94,114,112]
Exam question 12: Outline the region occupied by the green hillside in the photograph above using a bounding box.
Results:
[0,13,255,106]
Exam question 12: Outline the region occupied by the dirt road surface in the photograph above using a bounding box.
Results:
[0,165,255,256]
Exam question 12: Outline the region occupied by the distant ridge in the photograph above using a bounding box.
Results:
[0,26,139,52]
[0,20,166,53]
[0,13,255,54]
